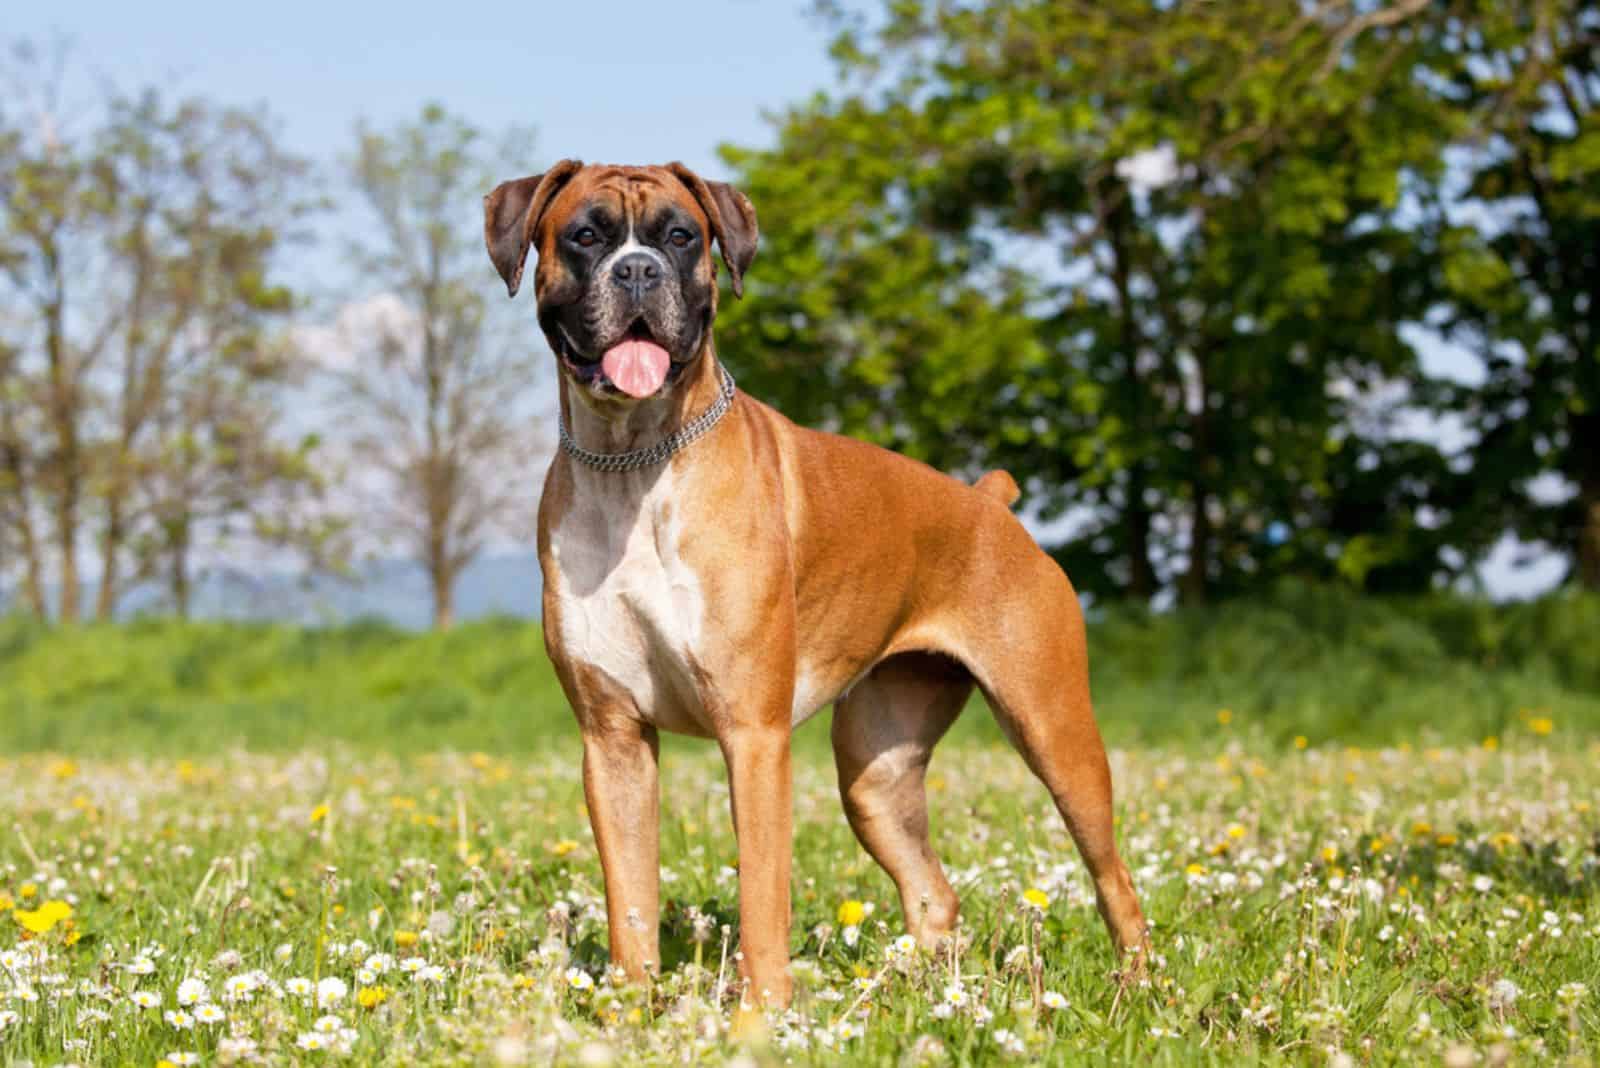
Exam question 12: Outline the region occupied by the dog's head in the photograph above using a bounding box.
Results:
[484,161,757,404]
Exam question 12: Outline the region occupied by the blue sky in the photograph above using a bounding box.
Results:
[13,0,835,178]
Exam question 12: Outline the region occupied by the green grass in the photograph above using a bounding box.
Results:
[1,585,1597,1063]
[2,583,1597,755]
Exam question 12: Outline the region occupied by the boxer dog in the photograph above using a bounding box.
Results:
[483,161,1147,1008]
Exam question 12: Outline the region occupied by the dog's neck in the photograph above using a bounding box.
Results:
[557,337,726,459]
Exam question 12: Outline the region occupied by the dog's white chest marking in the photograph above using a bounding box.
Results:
[549,467,707,730]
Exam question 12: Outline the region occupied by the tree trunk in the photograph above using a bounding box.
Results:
[1579,482,1600,592]
[1125,464,1158,601]
[430,557,455,630]
[0,429,47,618]
[45,254,82,622]
[1181,350,1213,606]
[95,499,124,620]
[169,516,192,619]
[1102,179,1159,601]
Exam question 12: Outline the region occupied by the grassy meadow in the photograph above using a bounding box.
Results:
[1,584,1597,1064]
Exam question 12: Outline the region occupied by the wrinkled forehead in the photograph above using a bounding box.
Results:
[546,166,706,232]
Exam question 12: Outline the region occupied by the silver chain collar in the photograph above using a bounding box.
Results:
[558,366,737,473]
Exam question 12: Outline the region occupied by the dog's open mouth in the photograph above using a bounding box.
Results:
[557,319,679,399]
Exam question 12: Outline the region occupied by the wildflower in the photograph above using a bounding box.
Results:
[972,1005,994,1026]
[217,1036,259,1061]
[358,986,389,1009]
[1294,736,1309,750]
[316,976,348,1007]
[1021,887,1050,911]
[994,1029,1025,1055]
[164,1009,194,1029]
[417,964,447,984]
[400,957,425,974]
[1488,978,1521,1012]
[176,978,207,1006]
[195,1003,226,1024]
[890,934,918,958]
[837,900,866,927]
[836,1019,862,1040]
[549,840,580,856]
[131,989,162,1009]
[314,1014,344,1034]
[310,804,330,823]
[128,955,157,976]
[943,984,968,1008]
[165,1055,200,1067]
[1528,716,1554,736]
[395,930,419,949]
[1217,709,1233,726]
[565,967,595,992]
[1041,990,1068,1010]
[13,899,73,934]
[1472,875,1494,894]
[223,973,259,1003]
[0,1009,17,1031]
[357,966,377,985]
[297,1032,329,1051]
[286,977,313,997]
[1556,982,1588,1007]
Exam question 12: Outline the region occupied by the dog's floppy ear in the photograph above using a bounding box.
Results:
[666,162,759,299]
[483,159,583,298]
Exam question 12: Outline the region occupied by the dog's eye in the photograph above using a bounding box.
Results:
[668,227,694,248]
[572,227,598,248]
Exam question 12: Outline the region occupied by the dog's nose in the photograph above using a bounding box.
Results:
[611,252,661,300]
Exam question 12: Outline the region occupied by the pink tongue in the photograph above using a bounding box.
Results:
[601,339,671,398]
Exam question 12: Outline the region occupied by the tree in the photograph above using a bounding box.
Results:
[90,89,325,617]
[719,0,1468,603]
[0,40,333,619]
[337,104,544,629]
[1415,0,1600,589]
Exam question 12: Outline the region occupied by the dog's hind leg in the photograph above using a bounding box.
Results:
[973,590,1149,963]
[831,653,971,947]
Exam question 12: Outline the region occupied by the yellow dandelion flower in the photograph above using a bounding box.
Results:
[1434,833,1458,847]
[1491,832,1517,851]
[1227,824,1247,840]
[1528,717,1554,736]
[310,803,330,824]
[357,986,389,1009]
[395,930,419,948]
[1022,887,1050,910]
[1369,837,1388,855]
[1321,846,1338,863]
[50,759,77,780]
[0,894,13,912]
[19,883,37,900]
[549,840,580,857]
[1411,822,1432,836]
[1184,863,1207,877]
[14,899,72,934]
[1482,736,1499,751]
[1216,708,1233,726]
[1294,736,1308,750]
[837,900,866,927]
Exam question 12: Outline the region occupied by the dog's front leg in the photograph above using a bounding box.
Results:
[581,716,661,980]
[722,722,794,1009]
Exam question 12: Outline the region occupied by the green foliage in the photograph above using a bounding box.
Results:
[719,0,1476,604]
[2,585,1595,757]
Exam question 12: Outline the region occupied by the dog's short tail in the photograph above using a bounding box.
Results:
[974,469,1021,507]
